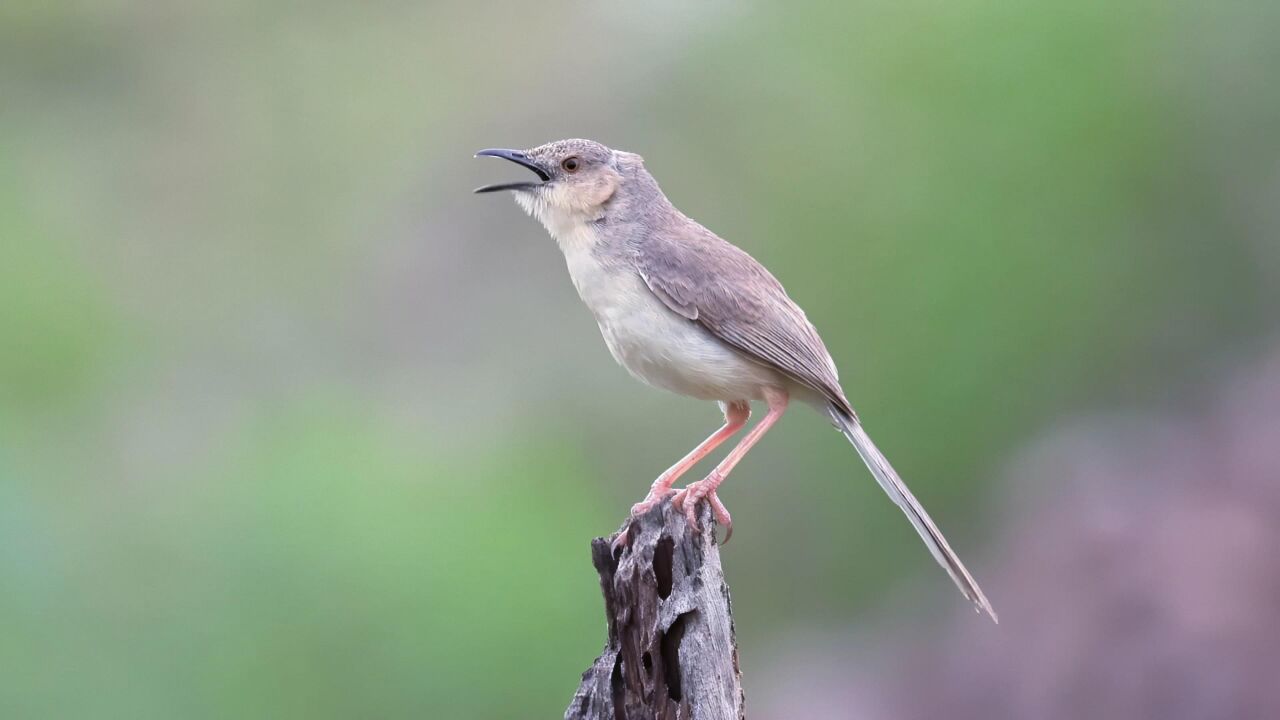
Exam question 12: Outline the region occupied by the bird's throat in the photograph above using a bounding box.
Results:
[514,191,603,254]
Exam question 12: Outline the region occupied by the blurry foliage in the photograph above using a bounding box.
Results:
[0,186,123,421]
[1,0,1275,717]
[2,398,603,717]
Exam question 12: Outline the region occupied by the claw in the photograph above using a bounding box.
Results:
[671,483,706,531]
[708,492,733,544]
[672,477,735,541]
[685,497,701,529]
[609,512,648,556]
[609,528,629,555]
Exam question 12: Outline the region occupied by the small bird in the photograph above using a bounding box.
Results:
[476,139,996,621]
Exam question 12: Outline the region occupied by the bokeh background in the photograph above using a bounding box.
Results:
[4,1,1278,718]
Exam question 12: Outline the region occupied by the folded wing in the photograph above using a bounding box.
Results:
[631,222,854,418]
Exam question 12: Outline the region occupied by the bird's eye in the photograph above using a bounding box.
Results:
[561,157,580,173]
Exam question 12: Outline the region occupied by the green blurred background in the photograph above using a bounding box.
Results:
[3,1,1277,717]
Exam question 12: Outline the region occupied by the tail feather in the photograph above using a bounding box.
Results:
[832,408,997,622]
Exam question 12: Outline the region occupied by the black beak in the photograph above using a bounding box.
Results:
[473,148,551,193]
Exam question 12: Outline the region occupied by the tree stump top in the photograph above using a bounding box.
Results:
[565,499,745,720]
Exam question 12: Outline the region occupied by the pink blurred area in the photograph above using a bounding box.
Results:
[757,341,1280,719]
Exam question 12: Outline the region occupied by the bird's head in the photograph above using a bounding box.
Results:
[474,139,637,224]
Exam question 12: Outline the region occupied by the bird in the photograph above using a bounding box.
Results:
[475,139,996,621]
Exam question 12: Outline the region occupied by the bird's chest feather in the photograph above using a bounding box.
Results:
[558,225,775,399]
[533,206,777,401]
[555,224,648,339]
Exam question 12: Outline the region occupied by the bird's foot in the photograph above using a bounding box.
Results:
[629,487,678,518]
[672,474,733,544]
[611,488,679,555]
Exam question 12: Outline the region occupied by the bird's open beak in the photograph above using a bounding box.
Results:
[473,148,551,193]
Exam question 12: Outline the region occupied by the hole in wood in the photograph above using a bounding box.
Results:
[661,611,694,701]
[610,654,625,720]
[654,535,675,599]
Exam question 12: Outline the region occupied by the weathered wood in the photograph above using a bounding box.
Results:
[565,499,745,720]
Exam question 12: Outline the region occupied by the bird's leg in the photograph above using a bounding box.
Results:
[673,388,789,541]
[630,401,751,516]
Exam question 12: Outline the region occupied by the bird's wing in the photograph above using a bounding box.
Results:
[632,221,853,416]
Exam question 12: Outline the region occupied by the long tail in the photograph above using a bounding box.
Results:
[832,407,997,622]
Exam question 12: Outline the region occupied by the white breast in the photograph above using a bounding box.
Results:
[531,204,781,402]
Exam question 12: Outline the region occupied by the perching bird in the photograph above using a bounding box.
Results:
[475,139,996,621]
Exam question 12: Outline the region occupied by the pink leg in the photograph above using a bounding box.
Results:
[673,387,789,541]
[630,401,751,516]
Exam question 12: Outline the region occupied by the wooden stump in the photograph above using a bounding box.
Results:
[564,499,745,720]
